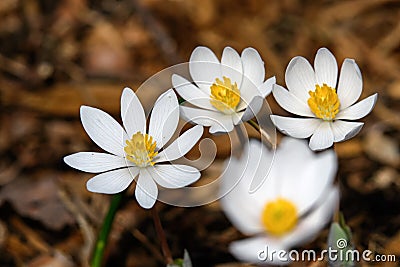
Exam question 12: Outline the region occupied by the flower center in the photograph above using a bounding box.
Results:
[261,198,298,236]
[124,132,158,167]
[210,76,240,114]
[307,83,340,121]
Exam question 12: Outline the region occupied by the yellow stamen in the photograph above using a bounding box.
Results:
[307,83,340,121]
[124,132,158,167]
[210,76,240,114]
[261,198,298,236]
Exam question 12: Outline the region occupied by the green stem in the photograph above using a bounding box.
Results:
[246,119,276,149]
[90,193,123,267]
[247,119,260,131]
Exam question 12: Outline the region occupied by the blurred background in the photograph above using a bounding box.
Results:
[0,0,399,266]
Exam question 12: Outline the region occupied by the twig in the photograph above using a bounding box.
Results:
[11,217,50,253]
[0,53,35,81]
[131,0,181,65]
[58,187,94,267]
[131,229,165,263]
[151,207,173,265]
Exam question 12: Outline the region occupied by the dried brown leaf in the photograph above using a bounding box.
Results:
[335,140,363,158]
[0,174,75,230]
[364,130,400,167]
[371,167,399,189]
[27,251,74,267]
[83,20,131,77]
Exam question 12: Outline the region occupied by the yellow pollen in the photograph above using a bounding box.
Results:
[307,83,340,121]
[124,132,158,167]
[261,198,298,236]
[210,76,240,114]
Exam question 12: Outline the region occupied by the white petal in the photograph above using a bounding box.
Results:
[229,236,291,265]
[337,59,363,109]
[281,187,339,248]
[135,169,158,209]
[232,111,244,125]
[247,140,280,198]
[189,46,221,92]
[221,47,243,85]
[209,116,234,133]
[80,106,127,157]
[64,152,132,173]
[272,137,313,174]
[331,120,364,142]
[220,191,264,235]
[86,167,137,194]
[236,73,264,112]
[190,46,219,64]
[121,88,146,137]
[180,106,235,134]
[272,84,315,117]
[309,121,334,151]
[270,115,321,138]
[240,96,263,122]
[156,125,203,162]
[180,106,222,126]
[314,48,338,88]
[172,74,216,111]
[220,141,274,235]
[147,164,200,189]
[285,56,316,103]
[258,76,275,98]
[148,89,179,149]
[278,143,337,214]
[241,47,265,87]
[220,165,264,234]
[121,87,134,122]
[336,93,378,120]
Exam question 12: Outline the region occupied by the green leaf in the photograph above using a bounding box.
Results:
[327,222,355,267]
[182,250,192,267]
[167,250,192,267]
[339,213,352,240]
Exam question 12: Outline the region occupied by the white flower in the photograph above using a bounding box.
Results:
[172,46,275,134]
[220,137,339,265]
[64,88,203,209]
[271,47,378,151]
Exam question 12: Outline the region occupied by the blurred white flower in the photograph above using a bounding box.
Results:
[271,48,377,151]
[173,46,275,134]
[64,88,203,209]
[220,137,339,265]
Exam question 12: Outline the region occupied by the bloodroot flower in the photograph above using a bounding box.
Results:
[173,46,275,134]
[220,138,339,265]
[64,88,203,209]
[271,48,377,151]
